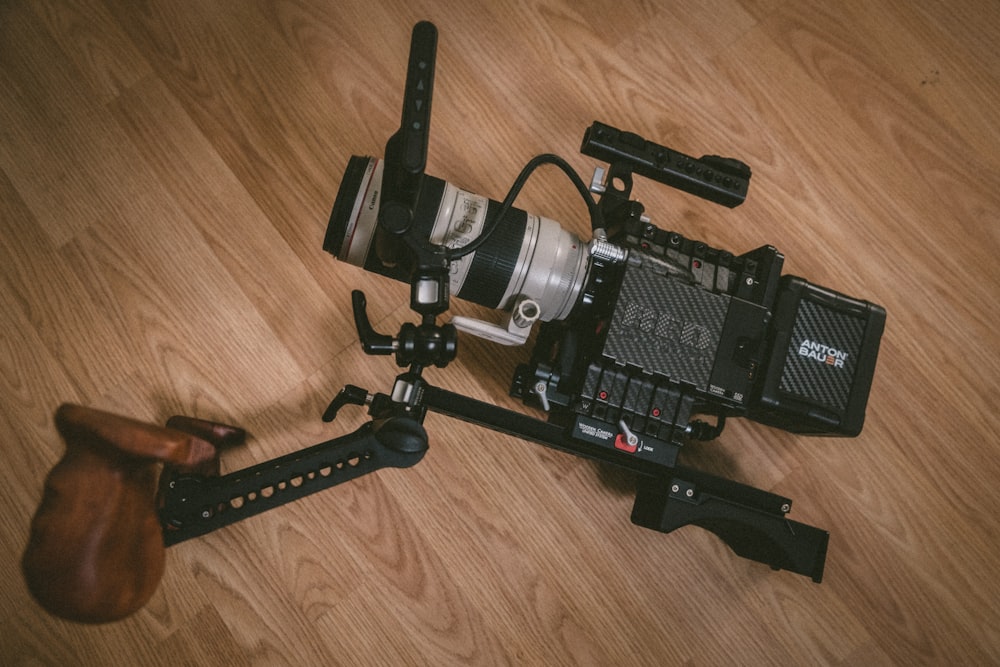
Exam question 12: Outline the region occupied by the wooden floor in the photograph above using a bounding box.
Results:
[2,0,999,664]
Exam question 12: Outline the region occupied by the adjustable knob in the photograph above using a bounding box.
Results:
[322,385,372,422]
[351,291,396,356]
[351,290,457,368]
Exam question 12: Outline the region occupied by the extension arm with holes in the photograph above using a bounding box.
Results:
[159,415,427,545]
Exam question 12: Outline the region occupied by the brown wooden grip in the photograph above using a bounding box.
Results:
[22,404,244,624]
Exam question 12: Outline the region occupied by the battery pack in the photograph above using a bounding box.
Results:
[751,276,885,436]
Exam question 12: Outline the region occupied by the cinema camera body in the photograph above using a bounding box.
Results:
[327,130,885,451]
[156,21,884,583]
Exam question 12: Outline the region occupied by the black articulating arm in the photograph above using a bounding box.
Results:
[159,406,428,546]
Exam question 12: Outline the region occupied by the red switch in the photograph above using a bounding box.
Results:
[614,433,638,454]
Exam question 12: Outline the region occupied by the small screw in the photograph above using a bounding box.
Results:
[671,484,680,493]
[685,488,694,498]
[780,503,791,513]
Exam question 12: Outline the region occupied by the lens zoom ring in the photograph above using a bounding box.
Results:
[457,202,527,308]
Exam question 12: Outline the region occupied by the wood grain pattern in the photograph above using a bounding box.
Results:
[2,0,999,663]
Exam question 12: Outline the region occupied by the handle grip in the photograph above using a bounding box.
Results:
[21,404,243,623]
[378,20,438,235]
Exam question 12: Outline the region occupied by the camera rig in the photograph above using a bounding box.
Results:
[24,20,887,624]
[160,21,885,581]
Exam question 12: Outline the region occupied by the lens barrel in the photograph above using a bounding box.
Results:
[326,156,588,321]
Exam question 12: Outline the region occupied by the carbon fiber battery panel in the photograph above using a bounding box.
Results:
[752,276,885,436]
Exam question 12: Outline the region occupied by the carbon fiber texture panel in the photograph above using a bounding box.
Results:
[602,263,729,390]
[779,300,865,412]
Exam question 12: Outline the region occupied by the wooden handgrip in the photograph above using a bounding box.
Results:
[22,404,244,624]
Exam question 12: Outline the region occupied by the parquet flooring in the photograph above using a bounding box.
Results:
[2,0,998,663]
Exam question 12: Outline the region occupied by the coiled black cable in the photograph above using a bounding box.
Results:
[445,153,603,261]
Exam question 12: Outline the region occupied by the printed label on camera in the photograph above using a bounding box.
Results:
[571,415,678,467]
